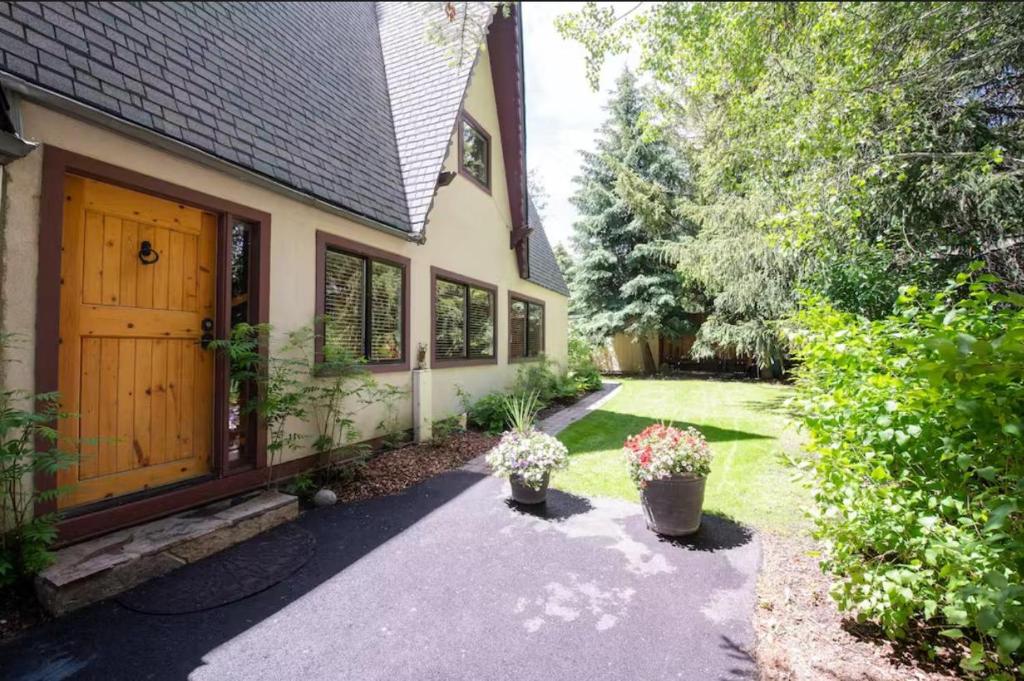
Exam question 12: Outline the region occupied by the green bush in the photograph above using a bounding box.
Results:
[793,267,1023,676]
[513,356,579,406]
[568,334,603,393]
[0,361,76,585]
[465,392,510,435]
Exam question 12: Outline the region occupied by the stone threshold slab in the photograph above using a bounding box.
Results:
[36,490,298,616]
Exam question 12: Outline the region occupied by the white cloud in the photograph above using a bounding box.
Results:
[522,2,640,251]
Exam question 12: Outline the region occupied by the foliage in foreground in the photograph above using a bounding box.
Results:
[559,2,1024,368]
[213,322,405,487]
[0,388,75,586]
[464,356,599,435]
[793,270,1023,676]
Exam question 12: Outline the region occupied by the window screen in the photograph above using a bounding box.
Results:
[511,297,544,359]
[322,246,404,364]
[434,276,495,362]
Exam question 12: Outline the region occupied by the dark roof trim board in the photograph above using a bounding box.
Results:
[487,7,530,278]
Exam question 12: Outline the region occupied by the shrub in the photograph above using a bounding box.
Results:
[0,358,76,585]
[623,424,712,487]
[568,333,603,393]
[431,415,463,442]
[513,356,578,406]
[792,267,1024,676]
[465,392,510,435]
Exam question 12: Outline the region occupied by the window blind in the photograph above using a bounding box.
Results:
[510,299,527,359]
[468,287,494,359]
[435,280,466,359]
[323,250,365,360]
[370,260,402,361]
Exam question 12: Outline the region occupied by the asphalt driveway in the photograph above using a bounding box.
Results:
[1,461,760,680]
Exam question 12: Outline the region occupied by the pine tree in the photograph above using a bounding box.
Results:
[552,242,575,293]
[569,69,695,373]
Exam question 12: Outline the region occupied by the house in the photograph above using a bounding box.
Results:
[0,1,569,544]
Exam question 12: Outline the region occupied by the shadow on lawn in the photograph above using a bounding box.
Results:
[564,411,770,455]
[739,393,799,419]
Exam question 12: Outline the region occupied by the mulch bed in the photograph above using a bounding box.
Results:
[755,531,967,680]
[330,430,499,504]
[0,584,48,643]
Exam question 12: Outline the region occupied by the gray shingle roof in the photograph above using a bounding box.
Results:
[527,198,570,296]
[377,2,493,232]
[0,1,568,289]
[0,1,411,229]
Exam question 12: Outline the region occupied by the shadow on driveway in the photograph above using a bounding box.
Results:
[0,469,490,680]
[1,468,761,681]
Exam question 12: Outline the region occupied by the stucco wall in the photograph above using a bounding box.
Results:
[1,47,567,475]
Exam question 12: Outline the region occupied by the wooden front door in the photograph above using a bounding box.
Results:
[57,175,218,509]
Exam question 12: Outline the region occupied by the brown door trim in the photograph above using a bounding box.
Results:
[36,146,272,541]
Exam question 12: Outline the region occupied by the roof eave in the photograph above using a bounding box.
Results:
[0,73,419,242]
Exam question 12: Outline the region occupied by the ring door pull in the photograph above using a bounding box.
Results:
[200,318,215,350]
[138,240,160,265]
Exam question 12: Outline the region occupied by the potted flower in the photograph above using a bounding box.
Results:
[624,424,712,536]
[486,392,568,504]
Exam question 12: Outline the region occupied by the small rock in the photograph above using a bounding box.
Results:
[312,489,337,507]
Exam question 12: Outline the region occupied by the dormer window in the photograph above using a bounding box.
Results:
[459,112,491,191]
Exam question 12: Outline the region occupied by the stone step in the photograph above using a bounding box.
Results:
[36,490,299,616]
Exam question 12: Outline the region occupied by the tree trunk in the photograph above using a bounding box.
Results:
[640,336,657,375]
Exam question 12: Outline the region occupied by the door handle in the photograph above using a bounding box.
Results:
[201,318,214,349]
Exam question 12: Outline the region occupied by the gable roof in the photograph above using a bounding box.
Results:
[0,1,568,294]
[377,2,494,233]
[526,198,570,296]
[0,2,412,230]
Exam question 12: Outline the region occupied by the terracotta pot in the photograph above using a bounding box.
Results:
[640,475,707,536]
[510,472,550,505]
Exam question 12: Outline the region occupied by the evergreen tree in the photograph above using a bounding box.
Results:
[552,242,575,294]
[569,70,695,373]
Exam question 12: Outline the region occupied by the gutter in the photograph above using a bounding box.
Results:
[0,74,421,243]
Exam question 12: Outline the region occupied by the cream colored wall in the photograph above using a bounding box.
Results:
[0,47,567,473]
[592,333,659,374]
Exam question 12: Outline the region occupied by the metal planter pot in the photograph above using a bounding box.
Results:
[510,472,550,505]
[640,475,707,536]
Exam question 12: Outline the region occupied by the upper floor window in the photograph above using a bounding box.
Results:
[432,267,497,366]
[459,113,490,191]
[510,294,544,361]
[316,231,408,371]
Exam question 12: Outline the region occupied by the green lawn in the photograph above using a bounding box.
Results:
[551,378,810,533]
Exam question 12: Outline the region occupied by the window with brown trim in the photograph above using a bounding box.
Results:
[510,294,545,361]
[459,112,490,190]
[431,267,497,366]
[316,232,409,370]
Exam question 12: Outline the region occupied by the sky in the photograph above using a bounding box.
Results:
[521,2,640,250]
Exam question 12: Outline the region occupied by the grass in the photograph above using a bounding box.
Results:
[551,377,810,533]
